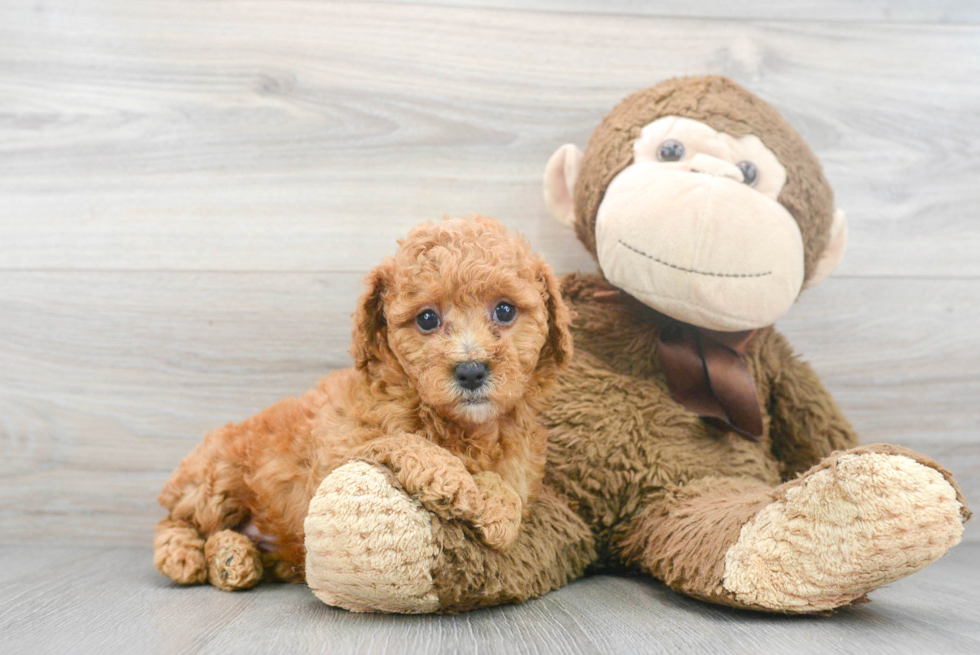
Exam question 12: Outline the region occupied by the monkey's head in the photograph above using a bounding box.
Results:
[544,75,847,331]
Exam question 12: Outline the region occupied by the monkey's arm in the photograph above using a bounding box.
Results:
[762,330,858,480]
[305,471,596,612]
[346,433,522,551]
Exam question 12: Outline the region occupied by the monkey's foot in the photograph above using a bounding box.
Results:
[723,445,969,613]
[205,530,263,591]
[304,461,440,613]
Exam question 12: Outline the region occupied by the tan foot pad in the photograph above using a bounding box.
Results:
[305,461,440,613]
[723,452,965,612]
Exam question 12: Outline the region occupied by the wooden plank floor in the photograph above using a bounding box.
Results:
[2,544,979,655]
[1,1,978,652]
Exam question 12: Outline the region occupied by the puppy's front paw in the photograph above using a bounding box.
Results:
[471,472,523,552]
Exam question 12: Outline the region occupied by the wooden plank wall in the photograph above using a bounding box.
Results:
[1,1,977,545]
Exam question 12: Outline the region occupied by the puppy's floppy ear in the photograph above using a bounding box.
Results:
[350,260,394,370]
[535,261,573,377]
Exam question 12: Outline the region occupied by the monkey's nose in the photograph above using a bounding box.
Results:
[685,153,744,182]
[455,361,489,391]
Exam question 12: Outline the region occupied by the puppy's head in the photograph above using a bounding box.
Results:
[351,215,572,426]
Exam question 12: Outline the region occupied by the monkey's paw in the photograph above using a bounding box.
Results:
[305,461,440,613]
[723,445,969,612]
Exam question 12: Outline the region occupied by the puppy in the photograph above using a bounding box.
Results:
[154,216,572,591]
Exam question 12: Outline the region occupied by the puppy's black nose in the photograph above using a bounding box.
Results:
[455,361,489,391]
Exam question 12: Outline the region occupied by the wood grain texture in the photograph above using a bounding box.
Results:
[1,544,979,655]
[1,2,979,276]
[362,0,980,23]
[1,272,977,545]
[0,3,978,640]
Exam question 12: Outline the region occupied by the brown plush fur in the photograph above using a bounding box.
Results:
[511,273,856,561]
[617,476,774,607]
[408,274,967,612]
[154,216,572,589]
[312,77,967,614]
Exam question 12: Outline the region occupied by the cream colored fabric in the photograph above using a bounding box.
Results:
[723,453,965,612]
[633,116,788,201]
[591,116,809,331]
[304,461,439,613]
[543,143,584,227]
[679,153,743,182]
[544,116,849,329]
[804,208,848,289]
[595,161,806,331]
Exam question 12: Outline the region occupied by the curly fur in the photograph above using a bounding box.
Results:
[153,215,573,588]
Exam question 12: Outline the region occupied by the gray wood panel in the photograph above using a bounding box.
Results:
[1,4,978,647]
[1,272,977,545]
[1,2,980,276]
[360,0,980,23]
[2,544,979,655]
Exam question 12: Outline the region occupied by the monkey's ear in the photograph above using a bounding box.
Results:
[805,208,848,289]
[350,261,394,370]
[543,144,584,227]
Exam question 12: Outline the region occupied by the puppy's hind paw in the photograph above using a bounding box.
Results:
[471,472,523,552]
[205,530,263,591]
[154,524,207,585]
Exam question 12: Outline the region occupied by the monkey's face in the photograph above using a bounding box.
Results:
[595,116,803,331]
[545,114,847,332]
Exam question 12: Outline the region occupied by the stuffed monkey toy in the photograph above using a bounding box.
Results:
[303,75,970,613]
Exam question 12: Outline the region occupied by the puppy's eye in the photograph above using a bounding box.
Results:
[416,310,440,333]
[493,302,517,324]
[657,140,685,162]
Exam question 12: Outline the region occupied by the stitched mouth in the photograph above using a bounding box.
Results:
[617,239,772,279]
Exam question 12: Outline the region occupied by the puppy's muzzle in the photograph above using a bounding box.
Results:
[454,361,489,391]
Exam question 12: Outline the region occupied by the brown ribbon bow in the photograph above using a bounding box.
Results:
[657,321,762,440]
[591,289,764,440]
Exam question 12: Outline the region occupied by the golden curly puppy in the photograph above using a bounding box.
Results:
[154,216,572,591]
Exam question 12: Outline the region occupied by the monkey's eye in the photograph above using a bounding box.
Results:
[416,310,441,333]
[657,140,685,162]
[492,302,517,324]
[737,160,758,186]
